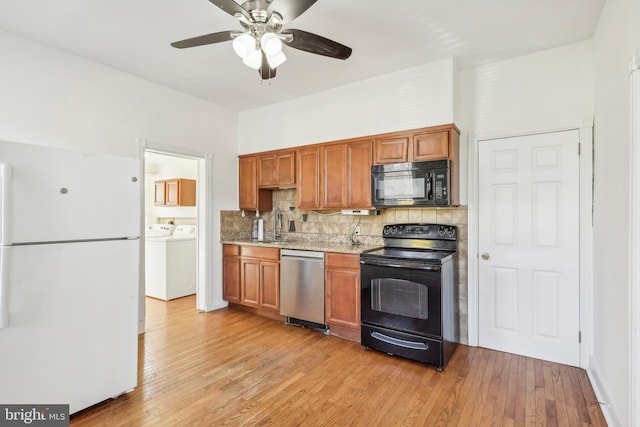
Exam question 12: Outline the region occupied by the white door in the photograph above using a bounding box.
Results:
[478,130,580,366]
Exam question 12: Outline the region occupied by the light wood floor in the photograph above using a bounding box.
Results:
[71,295,607,426]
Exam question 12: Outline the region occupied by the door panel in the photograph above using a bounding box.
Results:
[479,130,580,366]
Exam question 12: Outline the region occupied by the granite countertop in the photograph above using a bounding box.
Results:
[221,239,381,255]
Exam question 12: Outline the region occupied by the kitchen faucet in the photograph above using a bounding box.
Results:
[273,207,282,241]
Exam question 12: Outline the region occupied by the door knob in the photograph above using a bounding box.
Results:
[481,252,490,260]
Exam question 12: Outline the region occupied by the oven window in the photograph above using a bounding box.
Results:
[371,278,429,319]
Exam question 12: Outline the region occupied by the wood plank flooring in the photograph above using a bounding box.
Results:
[71,296,607,426]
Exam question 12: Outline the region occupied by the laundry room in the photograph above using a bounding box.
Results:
[144,152,198,301]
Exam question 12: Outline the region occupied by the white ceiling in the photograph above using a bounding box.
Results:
[0,0,605,112]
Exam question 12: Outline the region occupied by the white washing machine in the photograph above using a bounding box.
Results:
[145,224,197,301]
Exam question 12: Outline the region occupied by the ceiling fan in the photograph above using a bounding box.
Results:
[171,0,352,80]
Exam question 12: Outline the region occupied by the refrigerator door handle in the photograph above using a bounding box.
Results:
[0,163,12,246]
[0,246,9,329]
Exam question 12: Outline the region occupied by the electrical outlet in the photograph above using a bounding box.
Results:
[354,225,361,235]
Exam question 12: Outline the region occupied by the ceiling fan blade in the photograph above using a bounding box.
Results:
[171,31,235,49]
[281,29,352,60]
[208,0,251,19]
[267,0,318,23]
[258,52,277,80]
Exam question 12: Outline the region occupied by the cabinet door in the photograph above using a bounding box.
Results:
[260,260,280,312]
[346,140,373,208]
[241,258,260,307]
[413,130,450,161]
[325,253,361,330]
[296,147,321,210]
[222,256,241,303]
[276,151,296,186]
[239,156,272,211]
[164,179,180,206]
[154,180,166,206]
[321,144,347,209]
[258,154,277,187]
[239,157,258,210]
[373,136,410,164]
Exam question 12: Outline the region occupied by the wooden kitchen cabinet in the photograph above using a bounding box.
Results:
[298,139,373,211]
[239,156,272,212]
[258,150,296,188]
[373,124,460,165]
[296,146,321,210]
[154,178,196,206]
[345,139,373,209]
[259,260,280,311]
[222,244,241,303]
[373,135,410,164]
[321,144,348,209]
[223,245,280,312]
[325,252,361,339]
[241,258,261,307]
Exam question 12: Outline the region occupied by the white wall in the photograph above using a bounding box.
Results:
[459,40,594,136]
[0,29,238,312]
[591,0,640,425]
[238,58,456,153]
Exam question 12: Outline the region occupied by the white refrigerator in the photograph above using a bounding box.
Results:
[0,140,140,414]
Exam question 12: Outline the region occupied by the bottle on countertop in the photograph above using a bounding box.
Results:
[251,220,258,240]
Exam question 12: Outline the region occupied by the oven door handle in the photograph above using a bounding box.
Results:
[371,331,428,350]
[360,259,441,271]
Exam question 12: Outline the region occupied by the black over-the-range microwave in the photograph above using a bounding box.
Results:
[371,160,451,208]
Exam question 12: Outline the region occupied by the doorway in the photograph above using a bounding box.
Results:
[477,130,582,367]
[143,151,199,322]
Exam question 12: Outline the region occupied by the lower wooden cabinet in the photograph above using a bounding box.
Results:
[223,244,280,312]
[222,245,241,303]
[325,252,361,332]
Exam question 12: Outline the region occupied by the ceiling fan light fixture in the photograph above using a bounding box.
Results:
[267,51,287,68]
[260,33,283,56]
[232,33,255,58]
[242,49,263,70]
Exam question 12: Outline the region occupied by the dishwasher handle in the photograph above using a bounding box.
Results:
[281,249,324,259]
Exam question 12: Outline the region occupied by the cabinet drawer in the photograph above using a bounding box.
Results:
[223,244,240,257]
[325,252,360,270]
[241,246,280,260]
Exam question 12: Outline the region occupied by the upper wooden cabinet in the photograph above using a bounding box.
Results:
[298,139,373,211]
[296,146,321,210]
[239,156,272,212]
[154,178,196,206]
[372,136,410,164]
[373,124,460,165]
[242,123,460,210]
[258,150,296,188]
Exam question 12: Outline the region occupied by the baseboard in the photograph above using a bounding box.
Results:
[587,358,623,427]
[202,300,229,312]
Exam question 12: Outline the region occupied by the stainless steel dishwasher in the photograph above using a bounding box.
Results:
[279,249,326,329]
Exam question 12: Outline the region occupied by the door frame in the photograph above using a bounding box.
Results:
[136,140,220,332]
[629,50,640,427]
[467,123,594,369]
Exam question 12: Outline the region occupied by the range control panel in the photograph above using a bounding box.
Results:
[382,223,457,240]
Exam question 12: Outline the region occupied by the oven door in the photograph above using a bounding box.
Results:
[360,258,442,338]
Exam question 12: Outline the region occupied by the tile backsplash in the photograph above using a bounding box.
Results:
[220,188,469,344]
